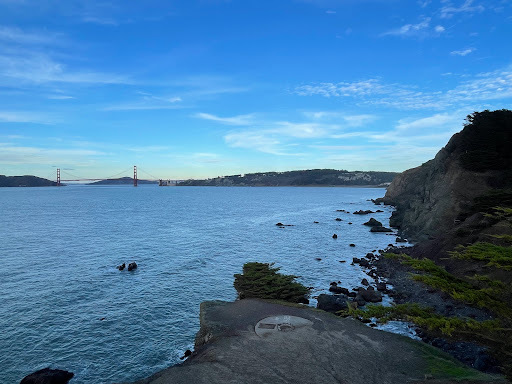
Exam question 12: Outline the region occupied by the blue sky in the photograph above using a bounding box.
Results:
[0,0,511,180]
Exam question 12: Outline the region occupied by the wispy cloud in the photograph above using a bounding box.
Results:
[450,47,475,56]
[0,25,62,45]
[294,66,512,110]
[381,17,444,38]
[103,93,183,111]
[0,111,54,124]
[82,16,119,26]
[0,144,108,165]
[440,0,485,18]
[195,112,255,125]
[47,94,74,100]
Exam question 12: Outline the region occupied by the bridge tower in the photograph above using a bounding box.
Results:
[57,168,61,187]
[133,166,138,187]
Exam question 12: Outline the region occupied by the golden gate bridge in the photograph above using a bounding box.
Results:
[55,166,180,186]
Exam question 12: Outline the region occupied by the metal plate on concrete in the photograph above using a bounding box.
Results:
[255,315,313,337]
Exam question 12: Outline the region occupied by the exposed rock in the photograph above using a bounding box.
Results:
[348,222,353,225]
[357,287,383,303]
[381,110,512,241]
[376,282,387,291]
[332,234,338,239]
[329,285,350,295]
[128,262,138,271]
[365,253,375,259]
[117,263,125,271]
[20,368,74,384]
[313,221,319,223]
[316,294,349,312]
[353,258,370,267]
[396,237,407,243]
[353,210,374,215]
[363,218,383,227]
[335,218,342,221]
[315,258,322,261]
[370,226,393,233]
[349,243,356,247]
[180,350,192,360]
[361,278,369,286]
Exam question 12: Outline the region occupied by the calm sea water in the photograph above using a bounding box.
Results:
[1,186,401,383]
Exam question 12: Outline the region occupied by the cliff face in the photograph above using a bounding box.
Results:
[382,110,512,241]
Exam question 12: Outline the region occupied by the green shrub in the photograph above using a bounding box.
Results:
[233,262,310,303]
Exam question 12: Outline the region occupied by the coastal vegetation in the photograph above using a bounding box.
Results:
[233,262,310,303]
[0,175,57,187]
[178,169,397,187]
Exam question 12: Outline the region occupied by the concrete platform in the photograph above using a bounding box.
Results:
[126,299,505,384]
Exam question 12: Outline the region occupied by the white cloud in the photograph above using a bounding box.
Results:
[304,111,377,126]
[194,112,255,125]
[435,25,446,33]
[294,66,512,110]
[0,54,133,85]
[0,145,108,165]
[48,95,74,100]
[440,0,485,18]
[224,131,286,155]
[382,17,435,37]
[0,25,62,45]
[395,112,461,133]
[450,48,475,56]
[0,111,54,124]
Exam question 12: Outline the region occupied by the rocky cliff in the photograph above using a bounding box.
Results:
[381,110,512,241]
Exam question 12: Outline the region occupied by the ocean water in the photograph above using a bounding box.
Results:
[0,185,401,383]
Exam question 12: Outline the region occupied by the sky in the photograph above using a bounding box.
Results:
[0,0,511,180]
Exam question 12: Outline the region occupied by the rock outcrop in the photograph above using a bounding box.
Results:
[381,110,512,241]
[20,368,74,384]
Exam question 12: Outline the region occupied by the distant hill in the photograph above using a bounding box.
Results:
[88,177,158,185]
[0,175,57,187]
[178,169,398,187]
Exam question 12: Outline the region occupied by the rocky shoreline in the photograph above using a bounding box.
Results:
[319,241,502,375]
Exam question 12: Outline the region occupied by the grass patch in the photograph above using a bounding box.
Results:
[233,262,310,303]
[385,253,511,317]
[489,234,512,244]
[339,303,500,337]
[409,340,502,381]
[450,242,512,271]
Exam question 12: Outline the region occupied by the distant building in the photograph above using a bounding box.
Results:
[159,179,177,186]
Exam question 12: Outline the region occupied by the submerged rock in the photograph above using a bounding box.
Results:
[20,368,74,384]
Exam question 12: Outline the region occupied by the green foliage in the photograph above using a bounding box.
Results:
[233,262,310,303]
[385,253,512,317]
[473,191,512,214]
[458,109,512,172]
[489,234,512,244]
[340,303,500,337]
[450,242,512,271]
[411,342,501,381]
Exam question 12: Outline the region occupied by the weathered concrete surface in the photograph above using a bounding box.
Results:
[127,299,505,384]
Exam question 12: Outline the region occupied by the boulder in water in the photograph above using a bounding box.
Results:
[128,262,138,271]
[20,368,74,384]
